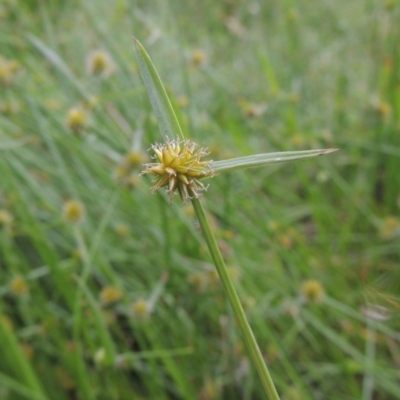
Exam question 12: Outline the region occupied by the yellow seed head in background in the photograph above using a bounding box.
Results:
[0,209,13,225]
[100,286,123,305]
[86,50,116,77]
[72,249,83,261]
[124,151,145,168]
[10,276,29,295]
[199,378,218,400]
[114,223,130,237]
[140,138,214,203]
[177,95,189,108]
[191,50,206,67]
[0,56,20,86]
[379,216,400,240]
[114,151,146,187]
[66,107,86,133]
[301,280,325,303]
[188,272,207,292]
[0,100,20,115]
[126,175,140,188]
[131,299,151,320]
[63,200,85,224]
[93,348,106,366]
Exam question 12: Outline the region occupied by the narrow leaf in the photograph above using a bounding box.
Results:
[133,38,184,140]
[28,35,90,101]
[259,50,280,96]
[210,148,338,174]
[75,277,116,365]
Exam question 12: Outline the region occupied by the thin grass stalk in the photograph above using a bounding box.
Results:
[191,197,280,400]
[0,314,48,399]
[71,226,96,400]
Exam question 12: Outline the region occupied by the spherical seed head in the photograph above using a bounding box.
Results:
[21,343,34,359]
[177,95,189,108]
[183,204,195,217]
[126,175,140,188]
[284,386,302,400]
[200,379,218,399]
[100,286,123,305]
[94,348,106,366]
[227,266,240,281]
[301,280,325,303]
[10,276,29,295]
[0,56,20,86]
[206,269,220,289]
[191,50,206,66]
[63,200,85,224]
[0,100,20,115]
[379,216,400,239]
[114,223,130,237]
[86,50,115,77]
[45,98,61,110]
[113,165,129,181]
[66,107,86,133]
[140,138,214,203]
[0,209,13,225]
[188,272,207,292]
[376,100,392,117]
[124,151,145,168]
[131,299,150,320]
[72,249,83,261]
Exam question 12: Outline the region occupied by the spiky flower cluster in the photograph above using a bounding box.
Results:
[140,138,213,203]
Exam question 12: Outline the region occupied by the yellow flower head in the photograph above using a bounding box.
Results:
[379,216,400,239]
[0,209,13,225]
[100,286,123,305]
[86,50,115,77]
[301,280,325,303]
[0,100,20,115]
[0,56,20,86]
[191,50,206,66]
[10,276,29,295]
[188,271,207,292]
[114,223,130,237]
[66,107,86,133]
[140,138,213,203]
[131,299,151,320]
[124,151,145,168]
[63,200,85,224]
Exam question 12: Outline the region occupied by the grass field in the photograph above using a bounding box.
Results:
[1,1,399,399]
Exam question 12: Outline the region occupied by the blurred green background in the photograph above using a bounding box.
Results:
[0,0,399,399]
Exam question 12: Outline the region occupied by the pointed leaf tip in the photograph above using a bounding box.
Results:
[210,148,339,174]
[132,38,184,140]
[319,148,339,155]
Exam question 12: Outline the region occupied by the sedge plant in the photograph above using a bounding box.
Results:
[133,38,337,400]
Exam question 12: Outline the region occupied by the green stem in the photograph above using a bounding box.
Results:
[0,310,48,399]
[191,197,280,400]
[72,226,96,400]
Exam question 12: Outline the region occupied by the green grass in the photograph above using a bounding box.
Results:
[1,0,399,399]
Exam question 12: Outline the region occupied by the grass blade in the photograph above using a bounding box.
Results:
[211,148,339,174]
[0,316,48,399]
[133,38,184,140]
[0,372,48,400]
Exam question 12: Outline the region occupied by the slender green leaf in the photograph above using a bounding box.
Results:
[0,138,30,150]
[28,35,91,101]
[0,372,48,400]
[0,315,48,399]
[259,50,280,96]
[210,148,338,174]
[191,198,281,400]
[133,38,184,140]
[75,277,117,365]
[116,347,193,363]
